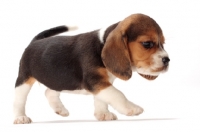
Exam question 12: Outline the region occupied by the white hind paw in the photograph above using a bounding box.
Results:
[14,116,32,124]
[54,106,69,117]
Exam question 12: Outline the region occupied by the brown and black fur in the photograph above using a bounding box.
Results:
[15,25,118,93]
[15,13,165,94]
[14,14,170,124]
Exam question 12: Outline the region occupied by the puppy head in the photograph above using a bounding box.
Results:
[102,14,170,80]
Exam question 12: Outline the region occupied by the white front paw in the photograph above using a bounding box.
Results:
[125,101,144,116]
[95,112,117,121]
[14,116,32,124]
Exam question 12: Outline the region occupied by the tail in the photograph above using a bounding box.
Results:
[31,25,78,42]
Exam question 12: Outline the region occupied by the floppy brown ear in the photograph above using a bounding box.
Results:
[101,27,132,80]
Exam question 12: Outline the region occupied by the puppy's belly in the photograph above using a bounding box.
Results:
[32,67,83,91]
[61,89,91,95]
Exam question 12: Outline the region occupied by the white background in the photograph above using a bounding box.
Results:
[1,0,200,132]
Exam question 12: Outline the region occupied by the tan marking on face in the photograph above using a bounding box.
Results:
[102,14,162,80]
[117,14,165,71]
[92,68,111,94]
[25,77,36,85]
[128,30,160,66]
[103,13,167,80]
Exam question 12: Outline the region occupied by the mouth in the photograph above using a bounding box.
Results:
[138,73,158,80]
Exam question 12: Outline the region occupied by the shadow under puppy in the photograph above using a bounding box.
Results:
[13,13,170,124]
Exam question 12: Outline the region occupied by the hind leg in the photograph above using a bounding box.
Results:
[45,88,69,117]
[13,77,35,124]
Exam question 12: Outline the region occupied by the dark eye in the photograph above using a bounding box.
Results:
[142,41,154,49]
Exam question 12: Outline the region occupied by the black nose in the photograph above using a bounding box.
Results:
[162,57,170,66]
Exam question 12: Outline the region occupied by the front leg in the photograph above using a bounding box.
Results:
[94,97,117,121]
[95,86,144,116]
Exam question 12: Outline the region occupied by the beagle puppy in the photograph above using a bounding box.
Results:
[13,13,170,124]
